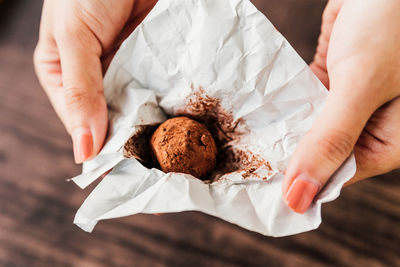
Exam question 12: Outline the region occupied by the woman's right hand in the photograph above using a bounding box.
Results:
[283,0,400,213]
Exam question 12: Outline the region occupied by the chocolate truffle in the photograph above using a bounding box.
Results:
[150,117,217,178]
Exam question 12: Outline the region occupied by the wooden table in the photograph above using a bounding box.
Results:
[0,1,399,266]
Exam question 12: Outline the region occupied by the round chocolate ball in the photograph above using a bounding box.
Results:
[150,117,217,178]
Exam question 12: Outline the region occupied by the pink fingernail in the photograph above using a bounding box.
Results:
[72,128,93,164]
[285,175,320,214]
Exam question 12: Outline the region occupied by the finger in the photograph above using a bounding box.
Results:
[34,1,78,141]
[101,0,158,72]
[346,97,400,185]
[54,24,108,163]
[310,0,344,88]
[282,77,381,214]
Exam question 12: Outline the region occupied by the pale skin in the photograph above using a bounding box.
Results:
[34,0,400,214]
[282,0,400,213]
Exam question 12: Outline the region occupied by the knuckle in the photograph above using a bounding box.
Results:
[33,46,39,65]
[32,44,52,93]
[57,22,80,41]
[33,44,44,69]
[314,129,354,163]
[55,13,84,41]
[355,147,395,177]
[64,86,93,110]
[55,19,100,53]
[321,8,332,25]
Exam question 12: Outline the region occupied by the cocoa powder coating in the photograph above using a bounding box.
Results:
[150,117,217,179]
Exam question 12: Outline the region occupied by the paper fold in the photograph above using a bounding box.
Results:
[72,0,356,237]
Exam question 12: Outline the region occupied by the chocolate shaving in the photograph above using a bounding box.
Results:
[177,85,272,181]
[124,84,273,181]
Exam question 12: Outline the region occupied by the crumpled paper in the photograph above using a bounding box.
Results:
[71,0,356,237]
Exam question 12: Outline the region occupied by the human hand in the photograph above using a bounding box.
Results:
[34,0,157,163]
[283,0,400,213]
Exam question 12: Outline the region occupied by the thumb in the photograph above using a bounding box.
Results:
[56,27,108,163]
[282,79,379,213]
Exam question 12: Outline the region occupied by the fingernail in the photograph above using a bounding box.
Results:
[72,128,93,164]
[285,175,320,214]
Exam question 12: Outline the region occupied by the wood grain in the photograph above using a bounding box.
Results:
[0,1,399,266]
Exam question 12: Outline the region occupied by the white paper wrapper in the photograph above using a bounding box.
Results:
[71,0,356,237]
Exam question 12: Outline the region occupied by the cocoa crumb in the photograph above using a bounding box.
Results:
[177,84,272,181]
[124,84,273,181]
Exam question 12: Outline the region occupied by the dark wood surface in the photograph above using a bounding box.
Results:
[0,1,399,266]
